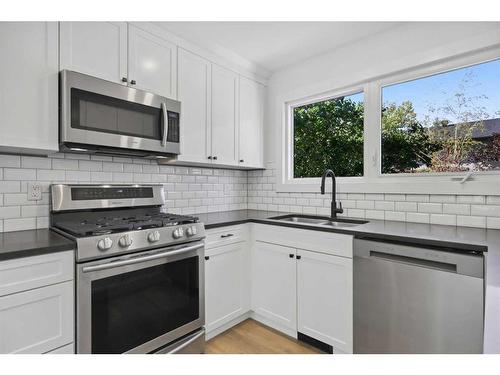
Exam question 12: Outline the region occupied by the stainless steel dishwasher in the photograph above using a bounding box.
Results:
[354,238,484,354]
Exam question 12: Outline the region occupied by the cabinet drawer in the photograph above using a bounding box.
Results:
[205,225,246,249]
[253,224,353,258]
[0,281,74,354]
[0,251,74,297]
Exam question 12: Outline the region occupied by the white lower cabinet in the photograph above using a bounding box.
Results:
[206,223,354,353]
[251,241,297,335]
[297,249,353,353]
[0,281,74,354]
[205,241,250,337]
[0,250,75,354]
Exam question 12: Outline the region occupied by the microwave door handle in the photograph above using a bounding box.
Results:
[161,102,168,147]
[81,242,204,273]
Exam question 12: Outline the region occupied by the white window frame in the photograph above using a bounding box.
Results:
[278,46,500,195]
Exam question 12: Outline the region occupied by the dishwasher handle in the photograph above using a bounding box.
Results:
[354,238,483,278]
[369,250,457,273]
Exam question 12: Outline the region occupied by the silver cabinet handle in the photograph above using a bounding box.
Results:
[161,102,168,147]
[82,243,204,273]
[167,329,205,354]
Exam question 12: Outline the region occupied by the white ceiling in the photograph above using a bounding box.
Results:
[156,22,404,74]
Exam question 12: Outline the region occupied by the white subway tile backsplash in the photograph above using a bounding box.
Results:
[385,194,406,201]
[52,158,79,170]
[79,160,103,171]
[457,195,485,204]
[486,217,500,229]
[3,218,36,232]
[443,203,470,215]
[0,155,21,167]
[0,152,249,232]
[0,206,20,219]
[417,203,442,214]
[37,169,65,181]
[457,216,486,228]
[406,212,430,224]
[385,211,406,221]
[21,156,51,169]
[4,168,36,180]
[430,214,456,226]
[471,205,500,217]
[395,201,417,212]
[430,195,456,203]
[406,194,429,202]
[356,200,375,210]
[2,155,500,232]
[375,201,395,211]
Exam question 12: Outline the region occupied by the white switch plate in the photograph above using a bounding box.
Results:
[27,182,42,201]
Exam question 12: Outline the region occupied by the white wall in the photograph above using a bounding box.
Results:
[264,22,500,164]
[251,22,500,228]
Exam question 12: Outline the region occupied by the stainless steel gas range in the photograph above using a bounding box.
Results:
[50,184,206,354]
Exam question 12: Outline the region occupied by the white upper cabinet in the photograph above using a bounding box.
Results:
[239,76,264,168]
[128,25,177,99]
[211,64,239,166]
[177,49,211,163]
[60,22,128,84]
[0,22,59,155]
[297,249,353,353]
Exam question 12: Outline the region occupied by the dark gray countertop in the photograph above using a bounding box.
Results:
[196,209,500,354]
[0,229,75,261]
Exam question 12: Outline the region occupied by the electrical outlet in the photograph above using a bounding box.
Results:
[28,182,42,201]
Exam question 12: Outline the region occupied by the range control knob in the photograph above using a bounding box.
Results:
[172,228,185,239]
[97,237,113,251]
[186,226,197,237]
[148,230,160,243]
[118,234,133,247]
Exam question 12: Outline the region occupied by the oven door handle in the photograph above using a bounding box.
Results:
[167,329,205,354]
[161,102,168,147]
[82,243,204,273]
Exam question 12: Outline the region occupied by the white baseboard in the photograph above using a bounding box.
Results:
[205,312,252,341]
[250,312,298,339]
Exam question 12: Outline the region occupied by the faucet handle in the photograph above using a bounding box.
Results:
[337,201,344,213]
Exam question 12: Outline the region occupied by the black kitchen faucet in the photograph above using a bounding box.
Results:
[320,169,344,219]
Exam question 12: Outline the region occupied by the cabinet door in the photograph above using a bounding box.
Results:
[211,64,239,166]
[128,25,177,98]
[297,249,353,353]
[0,281,74,354]
[251,241,296,333]
[0,22,58,155]
[60,22,127,83]
[205,243,249,334]
[177,49,211,164]
[239,76,264,168]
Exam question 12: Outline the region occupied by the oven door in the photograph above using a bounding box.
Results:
[60,70,180,155]
[77,240,204,354]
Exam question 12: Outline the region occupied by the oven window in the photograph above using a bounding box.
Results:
[91,256,199,354]
[71,88,163,140]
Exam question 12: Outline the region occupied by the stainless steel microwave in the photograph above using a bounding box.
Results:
[60,70,181,158]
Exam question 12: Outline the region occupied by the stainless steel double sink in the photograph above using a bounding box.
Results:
[269,214,368,228]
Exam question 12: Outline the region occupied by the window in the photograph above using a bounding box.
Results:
[381,58,500,174]
[292,92,364,178]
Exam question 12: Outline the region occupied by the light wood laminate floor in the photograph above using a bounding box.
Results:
[205,319,323,354]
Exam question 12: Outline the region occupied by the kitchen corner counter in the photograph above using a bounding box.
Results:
[195,209,500,354]
[0,229,75,261]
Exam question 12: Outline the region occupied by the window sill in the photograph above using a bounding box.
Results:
[277,174,500,195]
